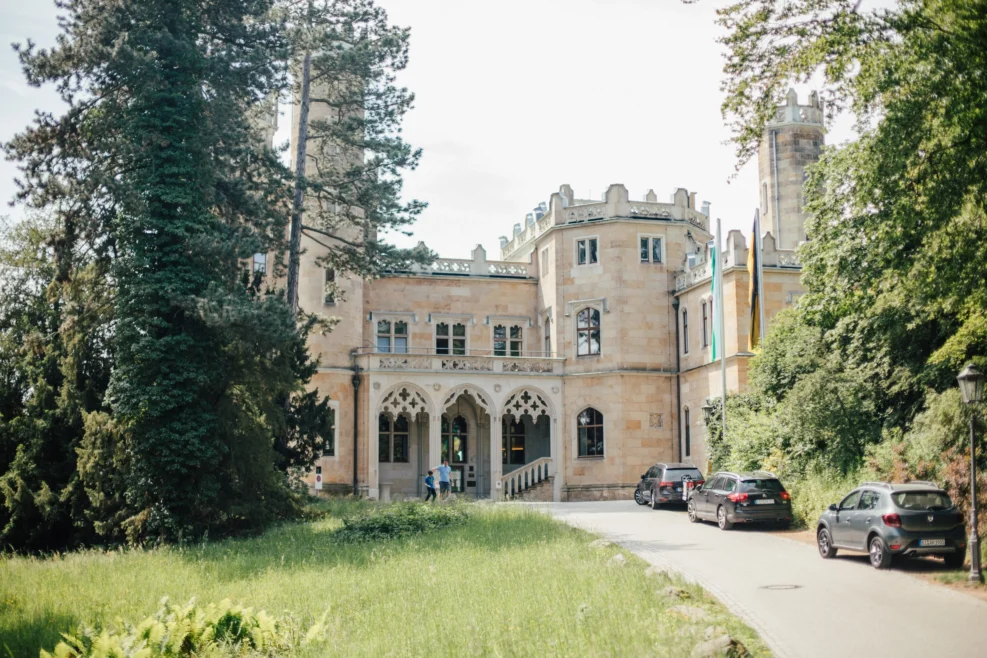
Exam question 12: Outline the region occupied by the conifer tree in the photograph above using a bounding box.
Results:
[5,0,331,543]
[279,0,433,315]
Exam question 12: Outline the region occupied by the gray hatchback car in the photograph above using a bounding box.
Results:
[816,482,967,569]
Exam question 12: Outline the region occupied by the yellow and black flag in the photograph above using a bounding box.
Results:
[747,211,764,351]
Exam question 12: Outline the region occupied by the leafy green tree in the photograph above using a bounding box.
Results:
[5,0,332,544]
[709,0,987,476]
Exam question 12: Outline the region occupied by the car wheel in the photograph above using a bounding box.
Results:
[943,552,965,569]
[869,535,893,569]
[717,505,733,531]
[687,500,700,523]
[634,488,647,506]
[650,488,662,510]
[817,527,837,559]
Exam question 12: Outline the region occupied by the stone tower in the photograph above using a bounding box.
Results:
[757,89,825,250]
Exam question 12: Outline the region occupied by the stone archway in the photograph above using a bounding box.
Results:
[371,384,435,500]
[498,386,557,499]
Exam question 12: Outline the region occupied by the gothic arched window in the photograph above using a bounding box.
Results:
[441,415,468,464]
[577,408,605,457]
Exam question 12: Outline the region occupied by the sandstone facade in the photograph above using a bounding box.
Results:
[299,91,823,501]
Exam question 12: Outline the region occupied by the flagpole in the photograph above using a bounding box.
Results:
[755,210,766,346]
[716,217,727,437]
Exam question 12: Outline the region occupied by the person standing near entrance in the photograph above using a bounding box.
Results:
[434,460,452,500]
[424,471,437,502]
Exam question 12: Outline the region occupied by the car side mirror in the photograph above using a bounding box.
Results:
[828,504,838,512]
[694,483,703,491]
[641,473,648,480]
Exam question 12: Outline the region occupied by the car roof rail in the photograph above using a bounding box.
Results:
[748,470,777,478]
[900,480,939,488]
[860,481,893,490]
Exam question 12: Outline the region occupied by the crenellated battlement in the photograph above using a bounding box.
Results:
[769,88,825,127]
[499,183,711,260]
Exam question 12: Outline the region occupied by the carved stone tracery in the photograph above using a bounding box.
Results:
[378,385,431,418]
[503,388,551,419]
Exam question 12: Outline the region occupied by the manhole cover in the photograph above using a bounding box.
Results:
[760,584,802,591]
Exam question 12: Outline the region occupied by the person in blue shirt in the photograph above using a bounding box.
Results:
[424,471,436,502]
[434,459,452,500]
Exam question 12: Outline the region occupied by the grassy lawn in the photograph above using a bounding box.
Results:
[1,501,768,657]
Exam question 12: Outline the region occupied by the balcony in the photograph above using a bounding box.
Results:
[353,347,564,375]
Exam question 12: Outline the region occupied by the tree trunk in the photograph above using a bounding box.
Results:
[286,51,312,318]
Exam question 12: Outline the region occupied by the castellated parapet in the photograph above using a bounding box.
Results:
[757,89,825,251]
[499,183,710,261]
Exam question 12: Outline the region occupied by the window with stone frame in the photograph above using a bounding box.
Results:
[684,407,691,457]
[494,324,523,356]
[544,317,551,356]
[323,406,336,457]
[252,252,266,274]
[576,308,601,356]
[576,237,598,265]
[441,415,468,464]
[376,319,408,353]
[378,414,409,463]
[502,417,526,465]
[639,236,663,263]
[540,247,550,276]
[436,322,467,355]
[324,267,336,305]
[701,301,708,348]
[682,308,690,354]
[577,407,605,457]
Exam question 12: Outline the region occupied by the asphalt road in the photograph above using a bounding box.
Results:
[547,500,987,658]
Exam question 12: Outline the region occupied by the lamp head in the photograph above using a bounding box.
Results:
[957,363,984,404]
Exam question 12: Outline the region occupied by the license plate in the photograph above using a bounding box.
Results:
[675,486,681,491]
[920,538,946,547]
[754,499,774,505]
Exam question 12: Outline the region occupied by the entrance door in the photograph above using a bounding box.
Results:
[441,415,468,493]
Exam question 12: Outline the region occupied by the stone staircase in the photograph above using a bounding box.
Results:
[509,476,554,502]
[500,457,553,501]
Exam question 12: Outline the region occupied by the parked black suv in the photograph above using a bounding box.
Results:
[816,481,967,569]
[634,463,705,509]
[687,471,792,529]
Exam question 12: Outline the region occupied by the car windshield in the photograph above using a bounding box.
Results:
[740,479,785,492]
[892,491,953,511]
[664,468,703,482]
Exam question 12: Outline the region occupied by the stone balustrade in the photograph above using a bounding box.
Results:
[501,457,554,499]
[404,244,535,278]
[355,351,564,375]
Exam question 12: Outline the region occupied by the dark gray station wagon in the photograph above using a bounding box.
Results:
[687,471,793,529]
[816,482,967,569]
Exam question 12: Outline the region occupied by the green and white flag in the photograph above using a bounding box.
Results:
[710,244,720,361]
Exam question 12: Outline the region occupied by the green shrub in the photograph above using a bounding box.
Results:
[333,501,471,542]
[40,598,325,658]
[785,466,863,529]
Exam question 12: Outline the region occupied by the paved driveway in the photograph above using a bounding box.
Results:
[547,501,987,658]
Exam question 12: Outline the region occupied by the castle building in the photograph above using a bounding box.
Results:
[300,90,824,502]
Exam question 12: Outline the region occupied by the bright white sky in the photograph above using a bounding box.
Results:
[0,0,858,260]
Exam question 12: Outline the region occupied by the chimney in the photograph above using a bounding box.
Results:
[513,223,522,238]
[701,201,711,217]
[499,236,509,248]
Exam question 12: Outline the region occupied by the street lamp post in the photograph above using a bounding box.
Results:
[957,363,984,583]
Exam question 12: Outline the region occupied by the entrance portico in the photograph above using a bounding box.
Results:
[368,374,562,500]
